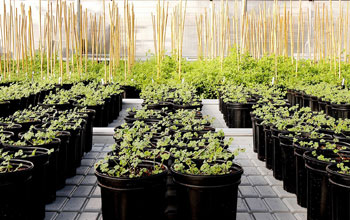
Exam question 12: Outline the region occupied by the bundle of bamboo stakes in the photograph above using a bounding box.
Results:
[171,0,187,79]
[0,0,349,81]
[194,0,349,78]
[0,0,137,83]
[152,0,169,79]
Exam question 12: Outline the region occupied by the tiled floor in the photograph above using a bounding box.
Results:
[44,100,306,220]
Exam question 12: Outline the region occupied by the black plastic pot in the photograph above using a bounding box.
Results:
[271,128,283,180]
[318,99,328,114]
[27,93,37,107]
[32,138,61,203]
[293,134,335,208]
[2,147,50,220]
[118,93,123,112]
[6,98,21,115]
[332,103,350,120]
[75,103,105,127]
[170,162,243,220]
[104,97,112,125]
[279,133,296,194]
[264,125,273,169]
[79,109,95,153]
[64,124,82,173]
[286,89,295,106]
[0,101,10,118]
[219,95,223,112]
[326,101,334,117]
[303,150,343,220]
[251,113,258,153]
[121,85,141,98]
[256,118,265,161]
[222,101,228,123]
[55,131,70,189]
[68,116,87,160]
[110,93,120,120]
[326,163,350,220]
[0,159,34,220]
[302,93,311,108]
[95,160,168,220]
[19,97,28,111]
[226,102,253,128]
[33,124,70,186]
[310,96,319,112]
[294,90,304,107]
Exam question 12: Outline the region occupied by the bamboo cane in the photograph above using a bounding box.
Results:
[64,1,70,77]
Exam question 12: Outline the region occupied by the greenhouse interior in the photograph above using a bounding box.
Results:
[1,0,350,220]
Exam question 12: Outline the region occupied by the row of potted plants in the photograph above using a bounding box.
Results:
[41,82,123,126]
[140,84,203,110]
[0,105,93,219]
[287,82,350,119]
[250,85,350,220]
[0,82,124,219]
[94,85,245,220]
[0,82,56,118]
[218,83,286,128]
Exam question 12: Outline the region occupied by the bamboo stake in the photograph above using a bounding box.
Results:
[59,0,63,84]
[39,0,43,79]
[85,8,88,75]
[152,0,168,79]
[64,1,70,77]
[290,0,293,62]
[338,0,342,78]
[296,0,301,73]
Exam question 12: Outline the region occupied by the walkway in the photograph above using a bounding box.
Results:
[44,99,307,220]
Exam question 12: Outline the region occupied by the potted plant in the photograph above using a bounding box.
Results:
[0,157,34,220]
[95,155,168,220]
[170,158,243,220]
[303,141,350,220]
[326,162,350,220]
[0,147,50,219]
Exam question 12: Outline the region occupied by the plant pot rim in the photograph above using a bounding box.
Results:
[95,160,168,181]
[326,163,350,178]
[0,159,34,175]
[170,161,243,178]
